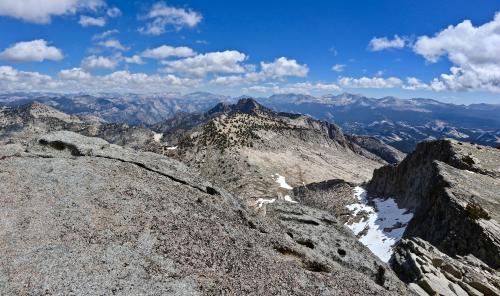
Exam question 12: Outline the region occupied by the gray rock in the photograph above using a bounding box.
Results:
[392,238,500,296]
[0,131,411,295]
[368,139,500,269]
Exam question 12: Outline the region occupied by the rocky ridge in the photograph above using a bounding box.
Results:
[367,139,500,295]
[154,99,396,201]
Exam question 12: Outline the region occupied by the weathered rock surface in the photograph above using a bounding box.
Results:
[0,131,411,295]
[368,139,500,269]
[392,238,500,296]
[265,201,408,292]
[291,179,357,223]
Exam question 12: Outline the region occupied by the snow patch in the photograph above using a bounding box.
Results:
[274,174,293,189]
[255,198,276,208]
[272,173,297,203]
[153,133,163,142]
[166,146,177,150]
[284,195,298,203]
[345,186,413,262]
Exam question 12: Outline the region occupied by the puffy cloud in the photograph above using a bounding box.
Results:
[0,0,105,24]
[0,65,197,92]
[414,13,500,92]
[210,75,245,86]
[0,66,61,90]
[0,39,63,62]
[368,35,406,51]
[141,45,195,59]
[59,68,91,80]
[162,50,247,77]
[403,77,429,90]
[95,71,197,91]
[106,7,121,18]
[81,55,119,69]
[124,55,144,64]
[259,57,309,79]
[338,76,403,88]
[99,39,127,51]
[332,64,345,72]
[139,1,202,35]
[210,57,309,85]
[79,15,106,27]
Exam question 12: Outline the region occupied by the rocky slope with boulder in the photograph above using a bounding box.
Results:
[0,131,410,295]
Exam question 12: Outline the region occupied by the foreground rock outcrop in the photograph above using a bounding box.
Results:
[367,139,500,295]
[0,131,410,295]
[368,139,500,268]
[392,238,500,296]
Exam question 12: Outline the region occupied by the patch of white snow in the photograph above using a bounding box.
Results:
[274,174,293,189]
[255,198,276,208]
[153,133,163,142]
[284,195,298,203]
[345,186,413,262]
[166,146,178,150]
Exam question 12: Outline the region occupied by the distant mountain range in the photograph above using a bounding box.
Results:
[1,91,499,152]
[259,93,500,152]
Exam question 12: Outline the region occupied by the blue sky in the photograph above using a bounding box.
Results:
[0,0,499,103]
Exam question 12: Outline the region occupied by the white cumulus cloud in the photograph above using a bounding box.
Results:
[141,45,195,59]
[99,39,127,51]
[162,50,247,77]
[0,66,61,90]
[59,67,91,80]
[79,15,106,27]
[0,0,105,24]
[211,57,309,85]
[139,1,202,35]
[81,55,119,69]
[414,12,500,92]
[338,76,403,88]
[0,39,63,62]
[259,57,309,79]
[0,65,198,92]
[124,55,144,64]
[369,35,406,51]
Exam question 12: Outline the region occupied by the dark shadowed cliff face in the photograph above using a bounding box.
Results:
[0,131,411,295]
[367,139,500,270]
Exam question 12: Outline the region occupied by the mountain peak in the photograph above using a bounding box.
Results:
[235,97,260,110]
